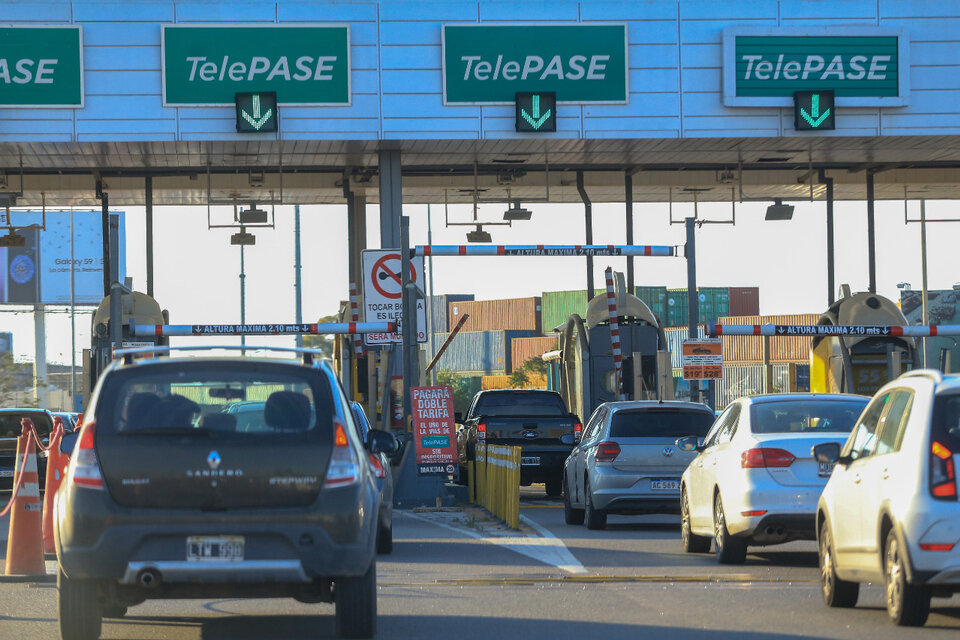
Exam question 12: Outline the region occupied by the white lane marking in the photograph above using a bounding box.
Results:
[400,511,586,575]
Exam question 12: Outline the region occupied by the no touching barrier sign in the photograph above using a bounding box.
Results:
[362,249,426,345]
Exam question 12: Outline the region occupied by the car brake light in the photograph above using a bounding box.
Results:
[930,440,957,500]
[69,421,105,490]
[477,422,486,440]
[595,441,621,462]
[573,421,583,440]
[367,453,386,479]
[920,543,955,552]
[324,421,360,489]
[741,448,796,468]
[741,510,768,517]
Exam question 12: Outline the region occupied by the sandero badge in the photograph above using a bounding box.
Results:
[207,451,221,470]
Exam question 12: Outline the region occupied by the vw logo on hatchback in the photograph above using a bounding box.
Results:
[662,447,674,457]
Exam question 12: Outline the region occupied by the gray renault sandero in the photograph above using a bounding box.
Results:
[54,346,396,640]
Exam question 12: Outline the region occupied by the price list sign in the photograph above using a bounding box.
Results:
[410,386,458,476]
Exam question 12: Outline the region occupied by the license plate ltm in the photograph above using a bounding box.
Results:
[186,536,244,562]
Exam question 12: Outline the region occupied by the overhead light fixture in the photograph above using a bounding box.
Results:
[466,225,492,243]
[230,226,256,245]
[503,200,532,221]
[0,231,26,247]
[0,193,17,207]
[765,199,795,221]
[239,203,268,224]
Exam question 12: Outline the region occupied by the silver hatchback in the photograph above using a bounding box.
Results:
[563,401,716,529]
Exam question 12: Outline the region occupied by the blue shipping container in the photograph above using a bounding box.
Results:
[429,330,535,375]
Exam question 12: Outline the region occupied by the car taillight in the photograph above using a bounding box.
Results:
[930,440,957,500]
[324,421,360,489]
[741,447,796,468]
[920,543,955,552]
[595,441,621,462]
[477,422,486,440]
[367,453,386,479]
[573,421,583,441]
[69,421,105,490]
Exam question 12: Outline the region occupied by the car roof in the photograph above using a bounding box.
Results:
[743,393,869,405]
[935,374,960,394]
[603,400,714,413]
[0,408,52,414]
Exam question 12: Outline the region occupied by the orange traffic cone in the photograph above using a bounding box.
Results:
[4,420,46,576]
[42,418,67,555]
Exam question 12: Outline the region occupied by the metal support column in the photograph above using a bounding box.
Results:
[400,216,418,422]
[33,305,47,407]
[577,171,594,300]
[625,171,635,291]
[108,214,122,353]
[866,170,877,294]
[920,200,929,367]
[100,189,110,297]
[685,217,700,404]
[145,176,154,298]
[819,169,835,305]
[378,148,403,249]
[294,204,303,349]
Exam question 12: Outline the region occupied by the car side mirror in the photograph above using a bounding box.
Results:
[676,435,702,452]
[812,442,844,465]
[60,431,79,456]
[454,412,463,424]
[367,429,399,455]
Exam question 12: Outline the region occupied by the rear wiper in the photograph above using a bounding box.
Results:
[121,427,215,437]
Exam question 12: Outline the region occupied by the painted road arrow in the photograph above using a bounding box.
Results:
[521,94,552,130]
[241,94,273,130]
[800,93,831,128]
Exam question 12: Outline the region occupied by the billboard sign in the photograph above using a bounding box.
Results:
[1,211,126,305]
[681,339,722,380]
[0,26,83,107]
[410,386,458,476]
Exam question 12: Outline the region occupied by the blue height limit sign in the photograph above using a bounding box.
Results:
[515,92,556,132]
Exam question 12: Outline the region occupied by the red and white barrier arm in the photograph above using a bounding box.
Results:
[708,323,960,338]
[131,321,396,337]
[604,268,626,401]
[415,244,677,257]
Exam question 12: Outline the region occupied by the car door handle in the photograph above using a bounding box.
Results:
[853,473,861,484]
[881,468,890,480]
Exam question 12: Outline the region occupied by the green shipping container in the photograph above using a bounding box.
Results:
[666,288,730,327]
[634,286,668,322]
[541,289,590,335]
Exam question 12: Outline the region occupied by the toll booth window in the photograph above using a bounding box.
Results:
[107,368,328,436]
[609,409,715,439]
[751,399,869,435]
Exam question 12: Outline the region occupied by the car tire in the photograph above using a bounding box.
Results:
[335,559,377,639]
[545,477,562,497]
[681,488,711,553]
[376,516,393,555]
[713,493,746,565]
[884,531,931,626]
[101,604,127,618]
[58,569,102,640]
[819,520,858,608]
[584,479,607,530]
[563,475,585,525]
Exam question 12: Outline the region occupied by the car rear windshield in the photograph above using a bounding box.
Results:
[101,364,331,437]
[609,409,715,438]
[0,413,53,438]
[750,399,868,434]
[474,392,567,416]
[931,394,960,451]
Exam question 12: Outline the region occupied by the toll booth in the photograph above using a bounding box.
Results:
[810,291,920,396]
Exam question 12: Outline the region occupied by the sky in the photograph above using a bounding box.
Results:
[2,196,959,367]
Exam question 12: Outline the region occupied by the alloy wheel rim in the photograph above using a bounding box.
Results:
[681,494,690,543]
[820,532,834,596]
[886,538,903,614]
[714,498,724,549]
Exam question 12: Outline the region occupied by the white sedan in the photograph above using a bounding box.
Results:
[678,394,869,564]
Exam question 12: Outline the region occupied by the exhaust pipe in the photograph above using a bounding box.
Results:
[137,568,161,588]
[775,527,785,536]
[764,526,775,536]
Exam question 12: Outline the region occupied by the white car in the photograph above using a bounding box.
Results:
[678,394,869,564]
[815,370,960,626]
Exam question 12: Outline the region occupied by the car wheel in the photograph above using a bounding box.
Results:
[713,493,746,565]
[545,477,562,497]
[681,488,711,553]
[563,474,585,525]
[819,520,858,608]
[584,479,607,530]
[58,569,102,640]
[101,604,127,618]
[335,559,377,639]
[376,515,393,555]
[884,531,931,626]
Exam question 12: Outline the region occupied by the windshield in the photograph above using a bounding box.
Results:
[104,365,328,436]
[609,409,715,438]
[474,392,567,417]
[0,412,53,438]
[750,399,868,434]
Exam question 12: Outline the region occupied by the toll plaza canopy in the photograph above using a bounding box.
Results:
[2,0,960,207]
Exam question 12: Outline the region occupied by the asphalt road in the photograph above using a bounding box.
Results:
[2,489,960,639]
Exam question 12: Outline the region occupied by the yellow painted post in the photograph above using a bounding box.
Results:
[509,446,520,529]
[467,460,474,503]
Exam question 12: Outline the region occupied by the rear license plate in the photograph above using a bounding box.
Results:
[0,470,13,478]
[818,461,834,478]
[650,479,681,491]
[520,456,541,466]
[186,536,244,562]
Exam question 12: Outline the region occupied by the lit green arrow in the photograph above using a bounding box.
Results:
[800,93,830,128]
[521,94,552,130]
[241,94,273,130]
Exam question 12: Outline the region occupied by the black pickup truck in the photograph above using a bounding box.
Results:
[457,389,581,497]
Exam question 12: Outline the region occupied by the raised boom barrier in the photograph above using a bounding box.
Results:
[414,244,677,257]
[130,321,396,337]
[708,323,960,338]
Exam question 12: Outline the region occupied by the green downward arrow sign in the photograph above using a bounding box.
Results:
[241,94,273,130]
[521,95,552,130]
[800,93,831,128]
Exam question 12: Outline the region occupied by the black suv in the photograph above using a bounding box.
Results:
[54,347,396,640]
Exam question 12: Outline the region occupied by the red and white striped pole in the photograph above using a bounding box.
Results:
[349,280,365,359]
[604,267,626,401]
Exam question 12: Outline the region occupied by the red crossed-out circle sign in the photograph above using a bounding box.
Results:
[370,253,418,300]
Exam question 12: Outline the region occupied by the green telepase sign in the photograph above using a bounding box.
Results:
[162,25,350,106]
[443,24,628,104]
[0,26,83,107]
[723,27,909,107]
